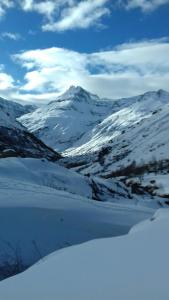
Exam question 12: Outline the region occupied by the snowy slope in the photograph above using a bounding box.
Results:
[0,98,27,129]
[0,96,35,120]
[60,90,169,179]
[102,101,169,174]
[0,157,151,206]
[68,100,169,178]
[18,86,116,151]
[65,89,169,156]
[0,157,153,274]
[0,157,92,198]
[1,209,168,300]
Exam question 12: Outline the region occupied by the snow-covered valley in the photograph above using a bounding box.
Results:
[0,87,169,299]
[0,157,153,274]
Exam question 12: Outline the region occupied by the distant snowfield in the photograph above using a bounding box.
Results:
[0,157,153,266]
[0,209,168,300]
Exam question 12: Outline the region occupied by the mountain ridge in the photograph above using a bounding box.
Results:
[18,86,169,155]
[18,86,115,151]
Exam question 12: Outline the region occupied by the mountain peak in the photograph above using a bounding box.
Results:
[68,85,86,93]
[62,85,91,98]
[49,85,99,105]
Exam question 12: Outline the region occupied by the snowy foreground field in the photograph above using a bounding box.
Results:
[0,157,167,299]
[0,209,168,300]
[0,158,153,266]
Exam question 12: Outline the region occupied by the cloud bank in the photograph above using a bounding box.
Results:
[8,38,169,102]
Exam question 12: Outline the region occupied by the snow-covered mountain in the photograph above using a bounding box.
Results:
[0,96,35,120]
[65,90,169,174]
[60,89,169,202]
[0,99,60,161]
[98,99,169,176]
[18,86,116,152]
[18,88,169,157]
[18,87,169,200]
[64,89,169,156]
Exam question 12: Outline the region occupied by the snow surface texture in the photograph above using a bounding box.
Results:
[0,209,167,300]
[0,157,92,198]
[0,158,153,267]
[0,157,136,204]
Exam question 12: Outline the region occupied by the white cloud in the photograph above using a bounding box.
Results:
[90,39,169,74]
[12,90,61,103]
[20,0,58,20]
[12,39,169,100]
[0,0,167,33]
[1,39,169,102]
[14,47,89,93]
[0,65,20,100]
[0,72,14,90]
[0,0,14,18]
[43,0,110,32]
[0,0,110,32]
[1,31,21,40]
[0,1,74,23]
[119,0,169,12]
[20,0,110,32]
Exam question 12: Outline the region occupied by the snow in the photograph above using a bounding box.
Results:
[1,87,169,298]
[138,173,169,197]
[18,87,169,156]
[0,108,22,129]
[0,101,60,160]
[18,86,117,151]
[0,157,153,267]
[0,97,35,129]
[62,90,169,180]
[65,89,169,157]
[0,157,92,198]
[18,86,169,186]
[0,208,168,300]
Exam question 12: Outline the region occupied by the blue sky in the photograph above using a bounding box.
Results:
[0,0,169,103]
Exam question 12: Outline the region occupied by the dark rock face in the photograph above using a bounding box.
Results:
[0,97,61,161]
[0,126,61,161]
